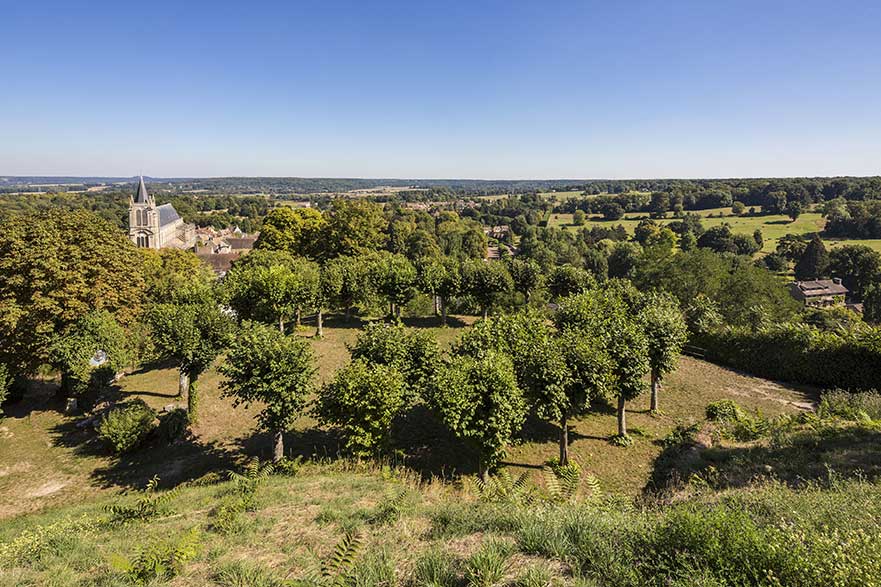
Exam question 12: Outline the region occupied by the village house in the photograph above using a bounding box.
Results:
[789,278,848,307]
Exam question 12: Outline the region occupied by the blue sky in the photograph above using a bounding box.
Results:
[2,0,880,179]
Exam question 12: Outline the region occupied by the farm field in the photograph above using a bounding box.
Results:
[0,317,817,521]
[546,208,869,253]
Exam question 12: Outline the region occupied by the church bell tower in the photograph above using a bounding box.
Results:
[128,176,158,248]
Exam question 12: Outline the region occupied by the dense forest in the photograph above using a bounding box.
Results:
[5,175,881,198]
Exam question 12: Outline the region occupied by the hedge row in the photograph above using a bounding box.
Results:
[695,323,881,391]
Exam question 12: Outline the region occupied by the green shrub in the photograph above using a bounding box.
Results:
[105,476,180,525]
[157,407,188,443]
[705,400,770,442]
[368,488,412,525]
[0,515,95,567]
[662,422,701,448]
[97,399,156,454]
[819,389,881,421]
[705,400,744,423]
[110,527,200,585]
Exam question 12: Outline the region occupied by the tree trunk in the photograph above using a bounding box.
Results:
[345,304,352,322]
[482,306,488,320]
[178,369,189,399]
[316,309,324,338]
[278,316,285,334]
[441,297,448,327]
[650,370,660,413]
[187,375,199,424]
[395,304,403,322]
[273,430,284,462]
[617,395,627,437]
[58,371,72,399]
[433,294,439,316]
[295,308,301,328]
[559,414,569,465]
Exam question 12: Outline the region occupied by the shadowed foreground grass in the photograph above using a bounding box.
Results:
[1,461,879,586]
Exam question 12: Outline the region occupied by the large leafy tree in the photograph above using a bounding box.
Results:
[415,256,447,317]
[369,252,417,321]
[141,248,215,304]
[348,322,438,397]
[795,235,830,281]
[0,210,144,377]
[640,292,688,413]
[546,265,595,300]
[436,257,462,326]
[148,301,232,422]
[506,257,543,303]
[322,255,370,322]
[48,310,132,397]
[828,245,881,301]
[863,283,881,323]
[429,352,526,475]
[220,321,316,461]
[224,250,318,332]
[461,259,513,319]
[316,360,406,456]
[606,304,650,439]
[323,199,388,258]
[255,207,326,259]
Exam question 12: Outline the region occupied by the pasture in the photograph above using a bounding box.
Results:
[545,208,878,253]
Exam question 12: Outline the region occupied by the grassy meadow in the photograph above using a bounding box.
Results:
[548,207,881,254]
[0,315,818,521]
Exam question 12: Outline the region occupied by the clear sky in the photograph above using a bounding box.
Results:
[2,0,880,179]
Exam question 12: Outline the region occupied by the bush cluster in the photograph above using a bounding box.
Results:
[97,399,157,454]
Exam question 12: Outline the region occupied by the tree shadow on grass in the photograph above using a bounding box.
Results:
[401,315,468,330]
[49,418,241,491]
[230,404,481,479]
[643,424,881,497]
[517,413,609,445]
[3,378,64,419]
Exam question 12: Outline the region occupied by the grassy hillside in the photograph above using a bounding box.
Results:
[4,318,881,585]
[0,318,816,520]
[2,459,879,586]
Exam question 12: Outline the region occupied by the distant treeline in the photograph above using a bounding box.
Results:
[556,176,881,218]
[7,175,880,199]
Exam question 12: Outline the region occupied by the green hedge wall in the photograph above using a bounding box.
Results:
[694,324,881,391]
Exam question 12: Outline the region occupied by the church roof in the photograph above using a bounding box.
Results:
[134,176,150,203]
[157,203,182,227]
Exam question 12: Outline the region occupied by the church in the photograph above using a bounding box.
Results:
[128,176,196,249]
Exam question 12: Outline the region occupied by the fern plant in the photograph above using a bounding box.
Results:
[369,488,411,525]
[471,470,533,504]
[313,532,363,587]
[228,458,274,509]
[104,476,180,525]
[110,527,200,585]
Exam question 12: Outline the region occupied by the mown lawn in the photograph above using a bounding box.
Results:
[0,315,818,520]
[545,208,881,254]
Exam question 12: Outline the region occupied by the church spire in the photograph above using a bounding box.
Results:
[134,176,150,204]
